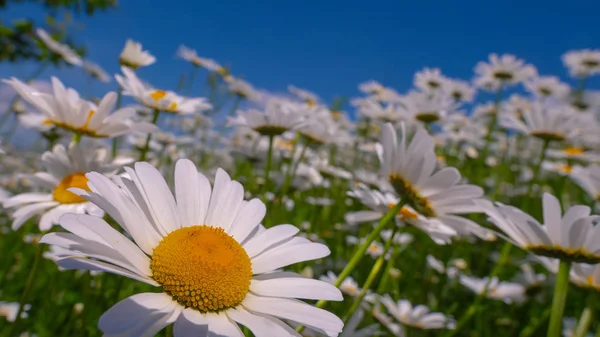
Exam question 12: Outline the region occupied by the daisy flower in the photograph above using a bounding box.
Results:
[547,146,600,163]
[414,67,446,92]
[570,263,600,291]
[499,101,583,142]
[398,91,454,125]
[571,164,600,201]
[458,275,526,304]
[3,142,125,230]
[119,39,156,69]
[358,80,385,95]
[176,45,228,75]
[355,99,402,123]
[320,271,361,297]
[36,28,83,66]
[541,161,575,176]
[345,184,458,245]
[380,295,456,331]
[0,302,30,322]
[289,85,320,107]
[225,77,261,101]
[4,77,157,138]
[377,122,490,239]
[562,49,600,77]
[40,159,344,336]
[474,53,537,91]
[444,78,476,102]
[82,60,111,83]
[524,76,571,99]
[228,100,308,136]
[116,67,211,114]
[476,193,600,263]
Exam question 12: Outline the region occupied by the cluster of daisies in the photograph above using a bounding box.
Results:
[1,31,600,337]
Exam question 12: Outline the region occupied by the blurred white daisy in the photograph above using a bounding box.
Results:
[398,91,454,125]
[477,193,600,263]
[414,67,446,92]
[320,271,361,297]
[226,77,261,101]
[228,100,307,136]
[474,53,537,91]
[41,159,343,336]
[444,78,476,102]
[82,60,111,83]
[3,142,125,230]
[4,77,157,138]
[571,164,600,201]
[377,122,491,239]
[524,76,571,99]
[176,45,228,75]
[0,301,30,322]
[459,275,526,304]
[36,28,82,66]
[116,67,211,114]
[380,295,456,331]
[119,39,156,69]
[500,101,583,142]
[562,49,600,77]
[289,85,320,107]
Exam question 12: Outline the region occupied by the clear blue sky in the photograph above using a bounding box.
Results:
[2,0,600,105]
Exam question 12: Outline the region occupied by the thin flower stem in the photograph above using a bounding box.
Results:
[523,139,551,210]
[166,324,174,337]
[262,134,275,202]
[547,260,572,337]
[574,301,594,337]
[479,86,504,163]
[139,109,160,161]
[343,227,398,323]
[280,138,310,197]
[296,201,405,334]
[6,242,42,337]
[445,242,512,337]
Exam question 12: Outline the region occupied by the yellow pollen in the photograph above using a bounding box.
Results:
[563,146,584,156]
[167,102,178,112]
[150,90,167,102]
[216,67,229,76]
[150,225,252,313]
[587,275,595,285]
[306,100,317,108]
[556,164,573,174]
[387,203,419,220]
[275,139,295,151]
[331,111,342,119]
[42,119,54,126]
[52,172,90,204]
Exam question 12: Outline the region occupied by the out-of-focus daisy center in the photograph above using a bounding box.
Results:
[52,172,90,204]
[150,225,252,313]
[563,146,584,156]
[493,70,514,80]
[389,175,436,217]
[387,203,419,220]
[415,112,440,123]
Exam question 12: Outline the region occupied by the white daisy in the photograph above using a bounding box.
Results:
[82,60,111,83]
[225,77,261,101]
[398,91,454,125]
[0,302,30,322]
[499,101,583,142]
[571,164,600,201]
[443,78,476,103]
[570,263,600,291]
[320,271,361,297]
[524,76,571,99]
[3,142,125,230]
[380,295,456,330]
[116,67,211,114]
[458,275,526,304]
[177,45,228,75]
[547,146,600,163]
[40,159,344,336]
[476,193,600,263]
[4,76,157,138]
[119,39,156,69]
[377,122,490,239]
[474,53,537,91]
[36,28,83,66]
[414,67,446,92]
[228,99,308,136]
[289,85,320,107]
[345,184,458,245]
[562,49,600,77]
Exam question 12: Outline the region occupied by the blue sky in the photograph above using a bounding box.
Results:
[2,0,600,107]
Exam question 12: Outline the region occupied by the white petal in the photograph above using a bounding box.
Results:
[243,224,299,258]
[250,276,343,301]
[251,240,330,274]
[230,198,266,242]
[134,162,180,234]
[542,193,562,245]
[99,293,181,337]
[227,307,299,337]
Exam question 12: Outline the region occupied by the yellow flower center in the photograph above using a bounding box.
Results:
[52,172,90,204]
[150,90,167,102]
[556,164,573,174]
[587,275,595,286]
[387,203,419,220]
[150,225,252,313]
[563,146,584,156]
[306,100,317,108]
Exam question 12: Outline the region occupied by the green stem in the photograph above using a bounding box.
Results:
[519,307,551,337]
[281,139,310,196]
[262,134,275,202]
[296,201,405,334]
[139,109,160,161]
[72,132,82,144]
[166,323,174,337]
[344,228,398,322]
[574,302,594,337]
[479,86,504,162]
[547,260,572,337]
[6,242,42,337]
[523,139,551,210]
[445,242,512,337]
